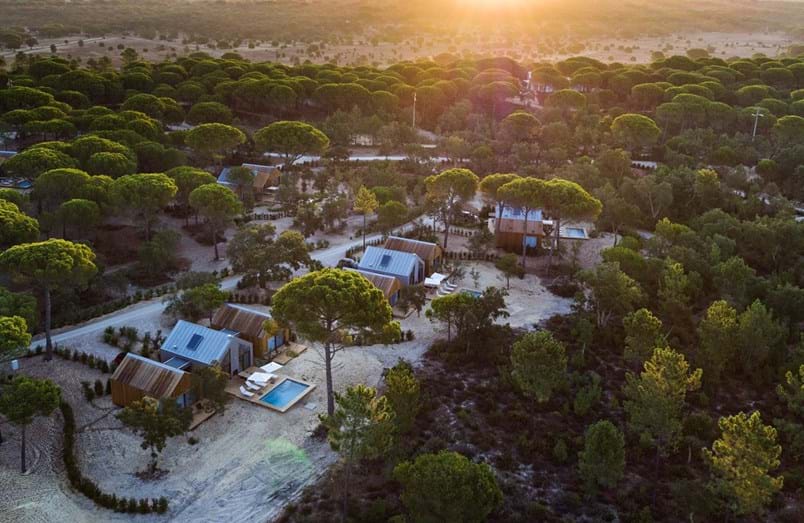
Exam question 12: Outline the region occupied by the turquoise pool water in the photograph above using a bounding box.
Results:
[565,227,587,239]
[259,379,310,409]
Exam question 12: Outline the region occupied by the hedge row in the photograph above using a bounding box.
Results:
[345,236,385,259]
[60,401,169,515]
[26,346,114,373]
[47,268,232,331]
[443,251,500,261]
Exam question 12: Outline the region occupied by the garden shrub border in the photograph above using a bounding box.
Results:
[60,400,169,514]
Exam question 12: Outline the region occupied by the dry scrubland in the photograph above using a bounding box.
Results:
[2,32,795,68]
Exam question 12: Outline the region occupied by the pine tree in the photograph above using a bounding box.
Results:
[578,420,626,492]
[704,411,783,516]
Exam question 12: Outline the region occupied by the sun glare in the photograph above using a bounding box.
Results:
[458,0,528,8]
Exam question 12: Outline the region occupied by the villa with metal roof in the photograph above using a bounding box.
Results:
[159,320,254,376]
[358,246,425,286]
[491,205,546,253]
[211,303,288,359]
[110,353,192,408]
[383,236,442,275]
[347,269,402,305]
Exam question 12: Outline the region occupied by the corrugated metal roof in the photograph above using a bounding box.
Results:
[212,304,271,338]
[346,269,402,298]
[383,236,441,261]
[218,164,281,190]
[111,353,187,399]
[358,247,422,278]
[161,320,234,365]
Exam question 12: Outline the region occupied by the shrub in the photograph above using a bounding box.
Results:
[573,372,602,417]
[94,379,104,397]
[105,379,112,395]
[60,401,162,513]
[81,381,95,402]
[553,438,569,463]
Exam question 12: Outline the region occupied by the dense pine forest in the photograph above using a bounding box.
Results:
[0,37,803,522]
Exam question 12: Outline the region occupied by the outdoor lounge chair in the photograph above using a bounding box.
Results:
[260,362,284,374]
[248,372,275,385]
[444,282,458,291]
[245,381,262,392]
[239,386,254,397]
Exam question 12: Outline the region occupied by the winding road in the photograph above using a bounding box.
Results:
[29,224,416,350]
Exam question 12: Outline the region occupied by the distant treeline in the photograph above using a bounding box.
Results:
[0,0,802,46]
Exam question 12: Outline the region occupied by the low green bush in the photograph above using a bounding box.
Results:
[60,401,168,514]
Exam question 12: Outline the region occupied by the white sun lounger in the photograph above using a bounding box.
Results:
[260,362,283,374]
[245,381,262,392]
[239,386,254,397]
[248,372,275,384]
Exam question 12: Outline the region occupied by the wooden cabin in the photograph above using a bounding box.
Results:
[493,206,546,254]
[383,236,442,276]
[347,269,403,305]
[211,304,288,360]
[110,353,192,408]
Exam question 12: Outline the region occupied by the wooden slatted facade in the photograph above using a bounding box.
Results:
[348,269,402,305]
[383,236,442,275]
[110,353,192,407]
[211,304,288,359]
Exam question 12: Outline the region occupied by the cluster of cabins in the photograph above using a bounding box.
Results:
[110,303,287,408]
[352,236,443,305]
[108,209,589,410]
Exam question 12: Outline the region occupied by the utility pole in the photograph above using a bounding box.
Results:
[412,91,417,130]
[751,107,764,142]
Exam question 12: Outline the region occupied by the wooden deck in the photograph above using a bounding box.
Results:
[188,400,218,430]
[271,342,307,365]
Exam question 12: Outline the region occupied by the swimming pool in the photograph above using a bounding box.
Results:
[259,378,313,412]
[564,227,588,239]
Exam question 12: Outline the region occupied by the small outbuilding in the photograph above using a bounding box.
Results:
[160,320,254,376]
[347,269,403,305]
[383,236,442,275]
[217,163,282,194]
[358,246,425,286]
[110,353,192,408]
[211,303,288,360]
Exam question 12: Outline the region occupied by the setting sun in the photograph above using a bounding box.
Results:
[457,0,529,7]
